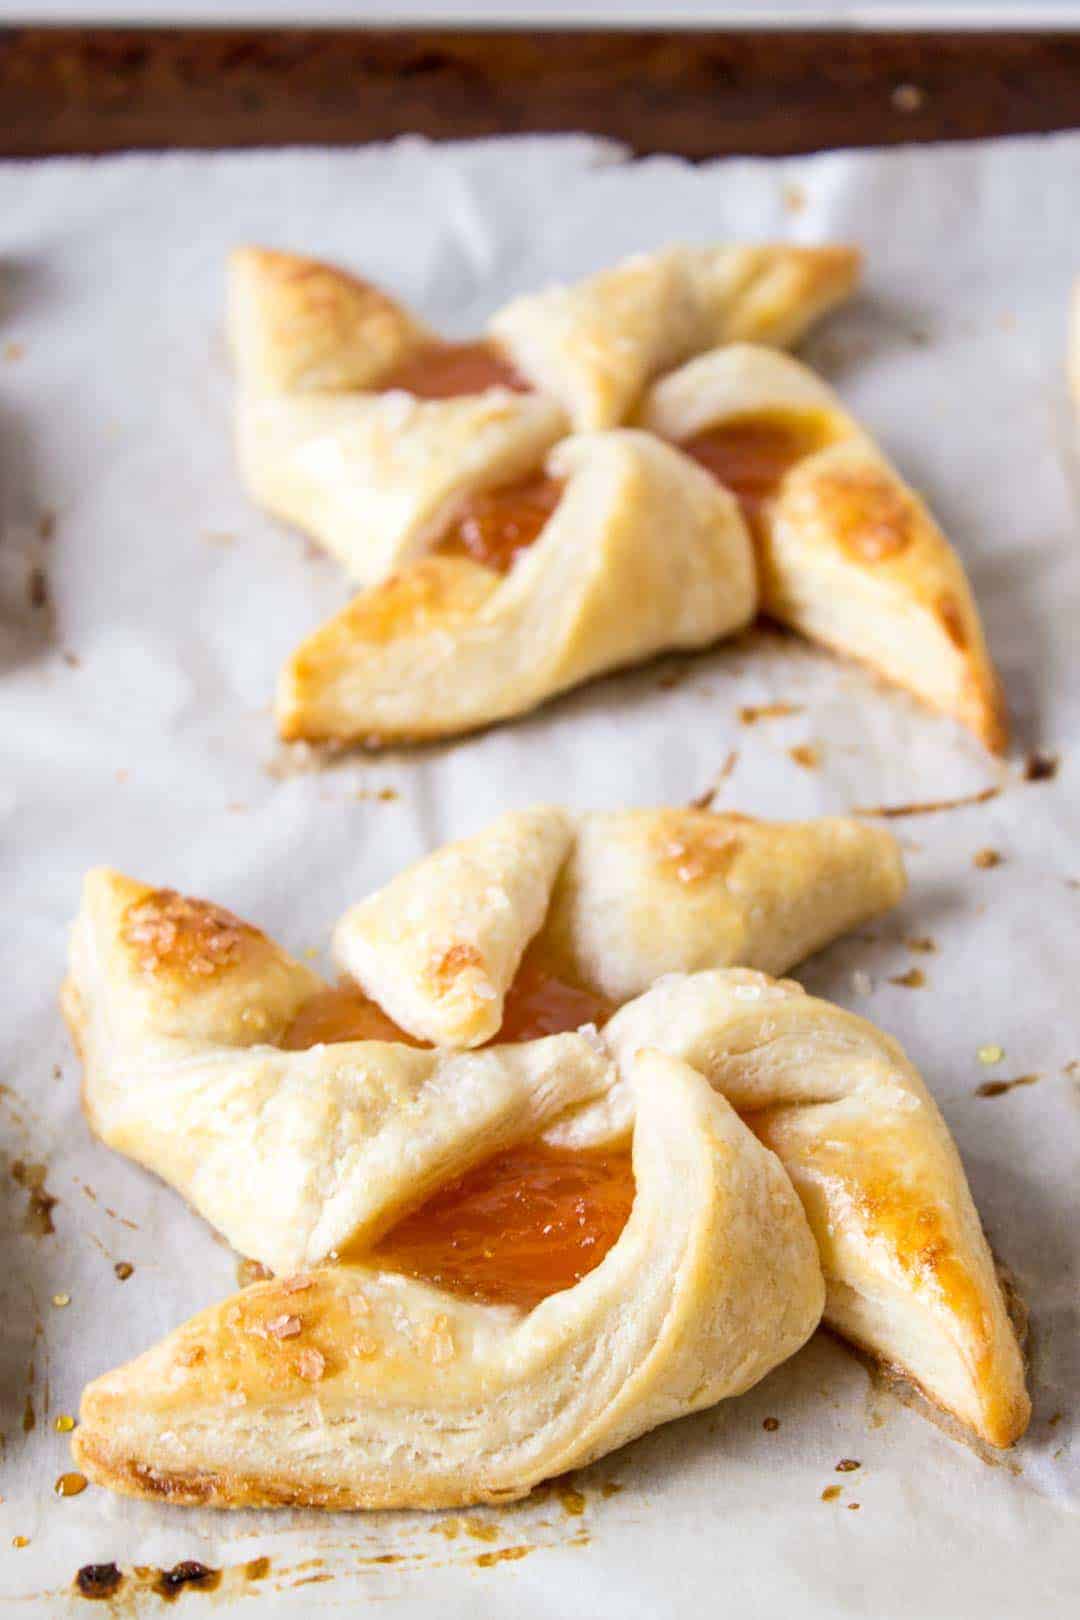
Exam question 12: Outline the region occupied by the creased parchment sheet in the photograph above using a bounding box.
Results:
[1,131,1078,1616]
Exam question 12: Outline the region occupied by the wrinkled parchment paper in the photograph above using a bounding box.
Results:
[2,131,1078,1616]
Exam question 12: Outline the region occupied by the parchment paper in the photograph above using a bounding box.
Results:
[1,131,1078,1617]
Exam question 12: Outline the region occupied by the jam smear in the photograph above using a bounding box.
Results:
[435,475,565,575]
[681,410,836,537]
[371,1142,635,1309]
[380,340,532,401]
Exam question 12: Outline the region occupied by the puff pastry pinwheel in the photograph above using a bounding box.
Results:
[275,430,757,744]
[230,243,857,587]
[66,807,1028,1508]
[640,344,1008,752]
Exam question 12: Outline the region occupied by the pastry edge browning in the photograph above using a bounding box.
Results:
[641,344,1008,754]
[823,1281,1030,1453]
[589,973,1030,1450]
[700,243,862,349]
[227,245,434,395]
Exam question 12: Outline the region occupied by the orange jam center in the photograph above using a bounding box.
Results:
[434,474,565,574]
[681,411,835,533]
[379,339,533,400]
[497,948,615,1041]
[279,983,425,1050]
[371,1142,635,1309]
[280,961,625,1309]
[280,955,613,1052]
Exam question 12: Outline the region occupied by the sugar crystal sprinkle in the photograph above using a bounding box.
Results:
[297,1347,326,1382]
[978,1045,1004,1066]
[52,1293,71,1308]
[266,1313,303,1340]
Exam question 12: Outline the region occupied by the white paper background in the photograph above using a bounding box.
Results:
[1,132,1078,1615]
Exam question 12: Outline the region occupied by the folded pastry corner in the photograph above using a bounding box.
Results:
[333,805,575,1047]
[640,343,1008,752]
[72,1050,825,1510]
[236,388,567,586]
[227,245,435,395]
[689,243,861,349]
[565,971,1030,1450]
[490,242,860,431]
[541,807,905,1002]
[275,430,757,746]
[63,866,321,1063]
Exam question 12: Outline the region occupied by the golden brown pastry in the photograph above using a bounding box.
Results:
[274,431,758,745]
[65,807,904,1273]
[67,803,1028,1502]
[561,971,1029,1451]
[73,1050,825,1510]
[229,242,858,584]
[639,344,1008,751]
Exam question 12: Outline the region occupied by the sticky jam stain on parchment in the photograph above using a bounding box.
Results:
[341,1473,611,1578]
[74,1556,272,1606]
[68,1474,623,1603]
[10,1160,59,1236]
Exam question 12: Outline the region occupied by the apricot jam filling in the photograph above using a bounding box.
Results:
[681,410,836,536]
[497,949,615,1042]
[379,339,533,401]
[370,1142,635,1310]
[281,958,625,1308]
[280,983,424,1050]
[280,955,614,1053]
[434,474,565,575]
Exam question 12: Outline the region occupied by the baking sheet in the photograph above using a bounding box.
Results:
[1,131,1078,1616]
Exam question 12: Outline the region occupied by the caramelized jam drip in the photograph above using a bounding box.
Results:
[434,475,565,575]
[371,1142,635,1310]
[681,410,836,537]
[379,339,533,401]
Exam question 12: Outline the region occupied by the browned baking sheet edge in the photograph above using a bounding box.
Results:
[1,27,1078,160]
